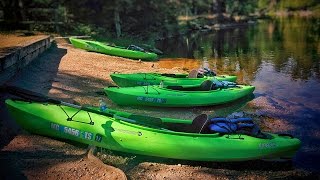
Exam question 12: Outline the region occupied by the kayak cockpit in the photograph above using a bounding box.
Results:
[165,80,238,91]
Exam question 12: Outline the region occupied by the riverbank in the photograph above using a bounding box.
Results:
[0,36,319,179]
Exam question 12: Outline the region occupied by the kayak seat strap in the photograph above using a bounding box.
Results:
[184,114,210,133]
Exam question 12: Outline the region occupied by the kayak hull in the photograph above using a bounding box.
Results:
[5,99,301,162]
[69,38,158,61]
[110,73,237,87]
[104,85,255,107]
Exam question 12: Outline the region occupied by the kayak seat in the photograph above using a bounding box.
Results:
[188,69,198,78]
[184,114,210,133]
[200,80,214,91]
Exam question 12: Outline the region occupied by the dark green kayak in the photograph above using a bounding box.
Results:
[110,72,237,87]
[69,38,158,61]
[4,86,301,162]
[104,80,255,107]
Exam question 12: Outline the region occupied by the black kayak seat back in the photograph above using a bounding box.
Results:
[184,114,210,133]
[200,80,214,91]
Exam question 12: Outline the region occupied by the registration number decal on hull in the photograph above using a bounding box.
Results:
[50,123,94,141]
[137,96,167,103]
[137,81,155,86]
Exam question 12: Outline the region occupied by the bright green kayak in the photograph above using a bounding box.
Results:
[104,81,255,107]
[110,72,237,87]
[69,38,158,61]
[5,98,301,161]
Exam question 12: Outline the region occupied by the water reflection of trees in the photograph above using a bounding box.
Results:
[271,18,320,80]
[157,17,319,81]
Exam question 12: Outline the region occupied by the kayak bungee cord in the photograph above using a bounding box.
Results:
[141,73,156,80]
[142,85,161,94]
[58,105,94,125]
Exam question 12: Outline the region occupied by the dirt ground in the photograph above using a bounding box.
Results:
[1,134,126,180]
[0,34,319,179]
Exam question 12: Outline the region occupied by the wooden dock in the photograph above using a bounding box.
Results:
[0,35,51,84]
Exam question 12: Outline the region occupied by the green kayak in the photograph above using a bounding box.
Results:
[104,80,255,107]
[5,96,301,161]
[69,38,158,61]
[110,72,237,87]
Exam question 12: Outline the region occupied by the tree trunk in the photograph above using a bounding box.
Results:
[114,6,121,38]
[214,0,224,23]
[192,0,197,15]
[18,0,26,21]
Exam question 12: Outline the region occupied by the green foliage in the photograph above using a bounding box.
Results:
[277,0,316,10]
[1,0,319,38]
[63,0,181,39]
[311,4,320,16]
[225,0,257,16]
[73,23,94,36]
[257,0,269,9]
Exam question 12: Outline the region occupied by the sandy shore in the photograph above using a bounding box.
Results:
[0,36,318,179]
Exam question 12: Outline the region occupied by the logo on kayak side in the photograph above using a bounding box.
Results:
[137,81,155,86]
[85,44,99,51]
[137,96,166,103]
[50,123,94,141]
[114,128,143,136]
[259,142,278,149]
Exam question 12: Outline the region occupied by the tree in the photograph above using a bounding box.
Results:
[212,0,225,23]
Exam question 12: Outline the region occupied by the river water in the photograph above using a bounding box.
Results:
[156,17,320,172]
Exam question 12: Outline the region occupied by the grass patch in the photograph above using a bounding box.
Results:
[95,148,136,170]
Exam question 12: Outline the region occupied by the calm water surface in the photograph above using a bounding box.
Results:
[155,18,320,171]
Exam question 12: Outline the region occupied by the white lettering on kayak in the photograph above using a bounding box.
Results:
[136,96,166,103]
[259,142,278,149]
[64,127,80,137]
[50,123,94,141]
[114,128,142,136]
